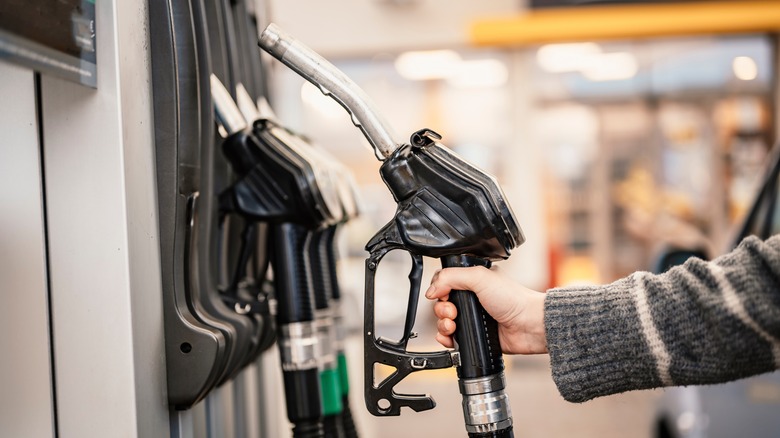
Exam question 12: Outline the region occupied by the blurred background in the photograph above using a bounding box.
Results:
[260,0,780,437]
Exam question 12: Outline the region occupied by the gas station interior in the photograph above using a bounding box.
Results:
[2,1,780,438]
[268,8,778,435]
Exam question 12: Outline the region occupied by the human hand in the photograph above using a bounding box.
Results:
[425,266,548,355]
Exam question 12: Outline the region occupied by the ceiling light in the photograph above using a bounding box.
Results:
[448,59,508,88]
[733,56,758,81]
[536,42,602,73]
[395,50,462,81]
[581,52,638,81]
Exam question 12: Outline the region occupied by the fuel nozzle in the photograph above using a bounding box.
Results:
[366,130,523,437]
[259,24,524,438]
[215,75,366,437]
[212,75,340,438]
[308,156,361,438]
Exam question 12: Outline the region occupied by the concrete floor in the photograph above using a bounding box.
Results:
[348,339,662,438]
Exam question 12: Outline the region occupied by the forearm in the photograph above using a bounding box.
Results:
[545,235,780,403]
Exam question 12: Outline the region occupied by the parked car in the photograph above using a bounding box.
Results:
[653,145,780,438]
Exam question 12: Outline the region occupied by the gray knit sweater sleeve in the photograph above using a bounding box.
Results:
[544,235,780,403]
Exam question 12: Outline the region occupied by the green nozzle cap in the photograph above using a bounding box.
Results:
[320,368,343,415]
[337,353,350,395]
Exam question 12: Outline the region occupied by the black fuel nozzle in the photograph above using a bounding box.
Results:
[362,132,522,437]
[213,76,351,438]
[258,24,523,438]
[308,228,346,438]
[222,125,326,437]
[321,225,358,438]
[308,158,361,438]
[295,140,364,438]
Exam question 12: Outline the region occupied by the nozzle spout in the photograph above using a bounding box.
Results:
[259,23,400,160]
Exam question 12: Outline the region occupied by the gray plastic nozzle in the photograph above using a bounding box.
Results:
[259,23,400,160]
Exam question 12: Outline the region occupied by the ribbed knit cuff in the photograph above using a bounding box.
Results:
[544,275,663,403]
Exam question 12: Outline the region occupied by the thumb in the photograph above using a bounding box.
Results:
[425,266,493,300]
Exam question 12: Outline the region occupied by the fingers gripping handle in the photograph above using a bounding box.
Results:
[441,256,504,378]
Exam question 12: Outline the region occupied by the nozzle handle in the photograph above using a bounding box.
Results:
[441,255,514,437]
[308,228,332,310]
[441,255,504,380]
[272,223,325,433]
[258,23,400,160]
[272,222,316,325]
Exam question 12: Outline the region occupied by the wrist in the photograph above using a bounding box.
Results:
[526,290,548,354]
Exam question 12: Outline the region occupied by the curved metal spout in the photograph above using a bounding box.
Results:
[259,23,400,160]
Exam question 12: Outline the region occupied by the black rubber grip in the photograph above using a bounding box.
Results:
[273,222,315,324]
[308,229,331,310]
[441,255,504,379]
[323,226,341,300]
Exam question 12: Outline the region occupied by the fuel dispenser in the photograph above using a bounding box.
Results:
[149,2,364,435]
